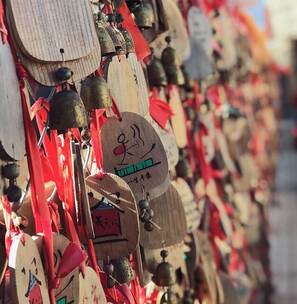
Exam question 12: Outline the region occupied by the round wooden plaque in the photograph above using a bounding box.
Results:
[0,42,25,161]
[140,184,187,249]
[146,115,179,171]
[106,55,140,113]
[79,266,107,304]
[127,53,149,117]
[86,173,139,260]
[101,112,169,198]
[169,87,187,149]
[8,233,50,304]
[52,234,81,304]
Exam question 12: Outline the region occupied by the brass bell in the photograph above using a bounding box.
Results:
[161,36,180,67]
[160,289,179,304]
[152,250,176,287]
[161,37,185,86]
[132,1,154,29]
[119,27,135,54]
[49,86,88,131]
[175,150,191,178]
[110,257,134,284]
[80,75,112,111]
[106,14,126,55]
[96,12,116,57]
[164,65,185,86]
[147,49,168,88]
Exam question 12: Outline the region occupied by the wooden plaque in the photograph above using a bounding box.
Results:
[101,112,169,198]
[140,184,187,249]
[169,87,188,149]
[79,267,107,304]
[127,53,149,117]
[146,115,179,171]
[172,178,201,233]
[8,234,50,304]
[0,42,25,161]
[52,234,81,304]
[106,55,140,113]
[7,0,101,86]
[150,0,190,62]
[86,173,139,260]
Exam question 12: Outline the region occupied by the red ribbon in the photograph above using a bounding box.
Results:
[18,71,56,303]
[149,89,173,129]
[0,0,7,44]
[116,2,151,61]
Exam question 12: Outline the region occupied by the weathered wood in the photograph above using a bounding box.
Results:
[101,112,169,198]
[7,0,101,86]
[140,184,187,249]
[127,53,149,117]
[9,234,50,304]
[106,55,140,113]
[0,42,25,161]
[86,173,139,259]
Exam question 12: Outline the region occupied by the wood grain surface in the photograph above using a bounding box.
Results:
[101,112,169,198]
[86,173,139,259]
[79,266,107,303]
[0,42,25,161]
[127,53,149,117]
[7,0,101,86]
[172,178,201,233]
[146,115,179,170]
[8,234,50,304]
[140,183,187,249]
[169,87,188,148]
[106,55,140,113]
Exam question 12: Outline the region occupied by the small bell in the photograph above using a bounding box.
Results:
[164,65,185,86]
[147,49,168,88]
[161,37,180,67]
[96,12,116,57]
[160,289,179,304]
[132,1,154,29]
[175,151,191,178]
[161,37,185,86]
[119,27,135,54]
[106,14,126,55]
[152,250,176,287]
[80,75,112,111]
[110,257,134,284]
[49,86,88,131]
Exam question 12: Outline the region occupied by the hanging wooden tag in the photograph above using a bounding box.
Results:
[146,115,178,171]
[101,112,169,199]
[8,234,50,304]
[127,53,149,117]
[0,42,25,161]
[52,234,81,304]
[149,0,190,62]
[172,178,201,233]
[7,0,101,86]
[106,55,140,113]
[169,87,187,149]
[79,267,107,304]
[140,184,187,249]
[86,173,139,260]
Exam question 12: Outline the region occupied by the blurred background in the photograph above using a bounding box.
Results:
[244,0,297,303]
